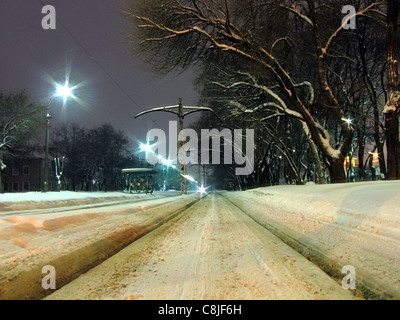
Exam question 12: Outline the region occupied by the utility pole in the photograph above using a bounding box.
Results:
[42,80,75,192]
[177,98,186,195]
[134,98,222,195]
[43,109,51,192]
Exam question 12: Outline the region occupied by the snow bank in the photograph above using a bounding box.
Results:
[223,180,400,299]
[0,191,123,202]
[0,194,199,300]
[0,191,162,212]
[1,182,399,299]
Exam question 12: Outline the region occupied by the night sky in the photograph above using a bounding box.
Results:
[0,0,200,149]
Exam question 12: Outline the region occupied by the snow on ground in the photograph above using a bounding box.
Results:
[224,180,400,299]
[0,191,198,300]
[43,193,360,300]
[0,190,182,213]
[0,181,399,300]
[0,191,147,211]
[0,190,126,202]
[1,180,397,214]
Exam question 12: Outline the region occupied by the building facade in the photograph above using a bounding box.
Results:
[0,157,48,193]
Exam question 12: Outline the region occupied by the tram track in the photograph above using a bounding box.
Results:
[43,193,358,300]
[221,191,400,300]
[0,193,201,300]
[4,189,397,300]
[0,194,168,218]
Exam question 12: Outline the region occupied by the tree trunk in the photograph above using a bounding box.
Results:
[384,0,400,180]
[303,123,325,184]
[328,156,347,184]
[0,152,4,193]
[373,101,387,177]
[358,136,366,181]
[309,2,353,184]
[385,113,400,179]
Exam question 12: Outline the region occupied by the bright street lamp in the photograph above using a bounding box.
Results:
[55,81,74,103]
[43,81,74,192]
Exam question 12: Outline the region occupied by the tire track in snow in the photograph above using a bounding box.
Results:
[44,194,358,300]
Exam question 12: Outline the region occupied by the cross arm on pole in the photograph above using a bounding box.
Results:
[134,105,223,124]
[134,105,180,119]
[133,98,223,195]
[180,106,223,124]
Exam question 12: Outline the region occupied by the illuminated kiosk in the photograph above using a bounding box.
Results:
[122,168,159,194]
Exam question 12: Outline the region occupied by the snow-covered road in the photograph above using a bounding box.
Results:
[44,194,357,300]
[0,181,399,300]
[223,182,400,299]
[0,191,199,299]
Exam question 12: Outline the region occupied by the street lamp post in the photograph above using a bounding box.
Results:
[43,107,51,192]
[43,81,74,192]
[134,98,222,195]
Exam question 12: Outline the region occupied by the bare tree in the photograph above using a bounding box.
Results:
[123,0,386,183]
[0,91,46,191]
[51,123,130,191]
[384,0,400,180]
[0,90,45,152]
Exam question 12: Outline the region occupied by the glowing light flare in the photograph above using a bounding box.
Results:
[55,80,75,102]
[197,185,208,197]
[138,142,178,171]
[39,64,93,123]
[41,67,85,104]
[341,117,353,126]
[139,143,154,154]
[181,174,196,183]
[369,151,379,159]
[161,158,174,167]
[369,151,380,165]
